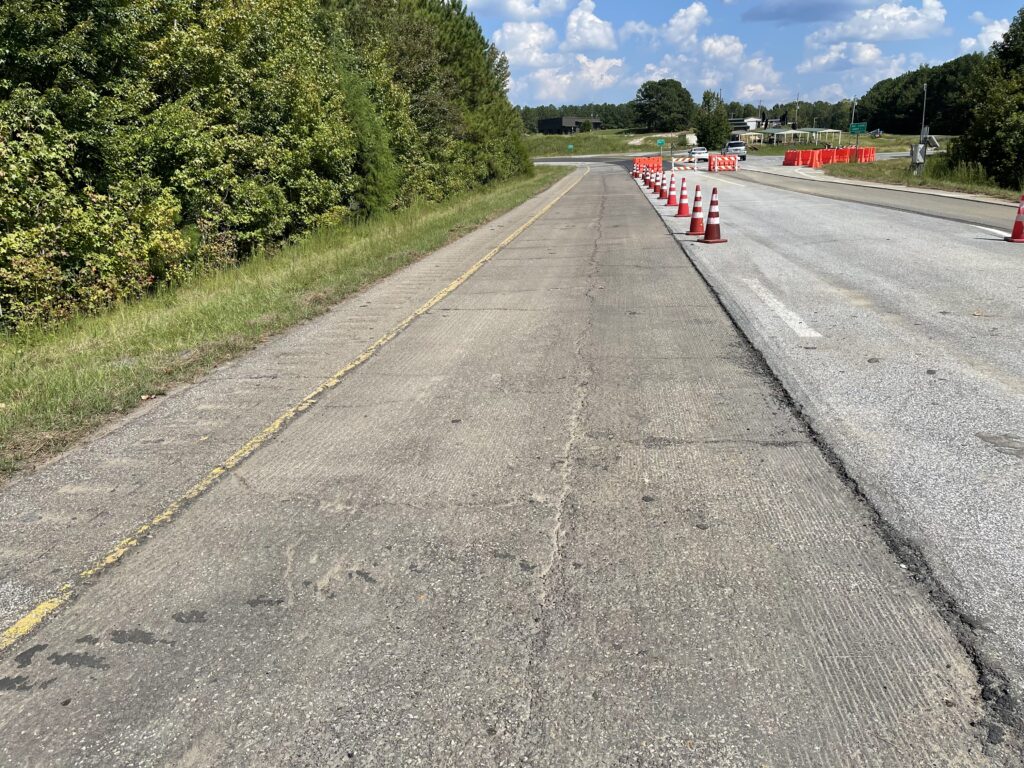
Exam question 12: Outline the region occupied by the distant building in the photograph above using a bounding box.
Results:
[537,116,603,134]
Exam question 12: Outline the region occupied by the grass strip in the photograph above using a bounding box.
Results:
[0,166,573,478]
[746,134,928,156]
[524,129,669,157]
[822,157,1021,201]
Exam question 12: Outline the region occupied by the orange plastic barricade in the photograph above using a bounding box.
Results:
[798,150,811,166]
[708,154,738,172]
[820,149,835,164]
[835,148,850,163]
[783,150,799,166]
[809,150,823,168]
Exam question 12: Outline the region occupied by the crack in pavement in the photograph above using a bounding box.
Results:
[516,171,606,755]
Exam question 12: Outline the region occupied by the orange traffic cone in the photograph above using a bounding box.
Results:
[666,174,677,206]
[659,172,669,200]
[676,178,690,217]
[700,187,728,244]
[1007,195,1024,243]
[654,172,663,196]
[687,185,704,236]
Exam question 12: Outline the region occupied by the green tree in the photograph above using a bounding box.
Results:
[632,79,694,132]
[0,0,529,329]
[952,8,1024,190]
[856,54,986,134]
[693,90,730,150]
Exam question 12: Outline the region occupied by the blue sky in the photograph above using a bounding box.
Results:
[465,0,1020,106]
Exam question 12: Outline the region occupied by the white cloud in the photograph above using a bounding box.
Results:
[960,12,1009,52]
[701,34,745,62]
[664,2,711,47]
[493,21,562,67]
[849,41,883,64]
[629,57,679,86]
[530,67,574,101]
[796,41,882,72]
[808,0,946,46]
[620,20,660,44]
[528,53,623,101]
[575,53,624,88]
[736,56,785,101]
[466,0,568,20]
[562,0,617,50]
[796,43,848,72]
[813,83,847,100]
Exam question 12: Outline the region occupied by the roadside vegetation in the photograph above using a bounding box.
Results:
[748,134,928,155]
[0,167,571,478]
[823,157,1022,202]
[0,0,528,331]
[523,129,677,157]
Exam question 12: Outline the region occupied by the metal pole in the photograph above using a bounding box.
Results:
[920,82,928,141]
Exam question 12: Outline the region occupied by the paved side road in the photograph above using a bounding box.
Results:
[0,165,1016,765]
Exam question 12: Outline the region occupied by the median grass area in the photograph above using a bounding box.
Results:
[524,128,682,157]
[0,166,572,479]
[822,156,1022,201]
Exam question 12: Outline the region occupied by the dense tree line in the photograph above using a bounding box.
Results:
[0,0,528,330]
[517,102,635,132]
[857,53,986,134]
[953,8,1024,190]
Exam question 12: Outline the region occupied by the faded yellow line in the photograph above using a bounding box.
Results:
[0,167,589,655]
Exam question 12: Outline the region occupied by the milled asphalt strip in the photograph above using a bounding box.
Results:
[0,168,589,656]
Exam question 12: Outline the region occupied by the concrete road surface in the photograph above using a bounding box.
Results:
[640,165,1024,742]
[0,165,1018,766]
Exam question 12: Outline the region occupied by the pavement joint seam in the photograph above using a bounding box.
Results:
[0,167,590,658]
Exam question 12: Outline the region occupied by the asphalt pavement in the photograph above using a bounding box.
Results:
[639,163,1024,743]
[1,165,1017,765]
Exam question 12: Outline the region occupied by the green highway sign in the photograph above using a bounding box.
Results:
[656,139,666,146]
[567,144,574,152]
[849,122,868,134]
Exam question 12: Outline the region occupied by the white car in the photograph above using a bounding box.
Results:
[687,146,709,162]
[721,141,747,161]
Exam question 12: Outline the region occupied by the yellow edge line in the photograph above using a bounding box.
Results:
[0,166,589,655]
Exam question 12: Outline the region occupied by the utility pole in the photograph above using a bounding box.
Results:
[850,98,858,151]
[912,81,928,176]
[920,82,928,140]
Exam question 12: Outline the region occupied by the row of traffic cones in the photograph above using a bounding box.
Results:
[638,167,1024,246]
[640,170,726,244]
